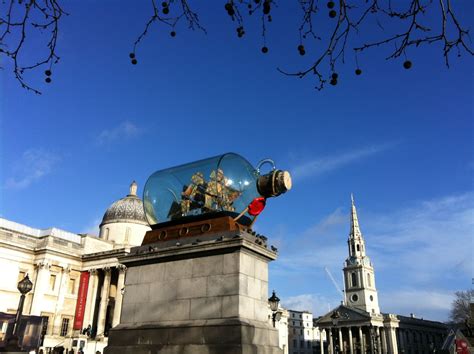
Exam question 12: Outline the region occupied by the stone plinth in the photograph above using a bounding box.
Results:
[105,230,283,354]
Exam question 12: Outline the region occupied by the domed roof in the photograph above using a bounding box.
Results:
[100,181,149,226]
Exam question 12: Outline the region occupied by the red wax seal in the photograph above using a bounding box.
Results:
[248,197,266,216]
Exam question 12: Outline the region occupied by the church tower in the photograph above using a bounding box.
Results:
[343,195,380,315]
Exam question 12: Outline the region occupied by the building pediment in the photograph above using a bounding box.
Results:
[315,305,371,326]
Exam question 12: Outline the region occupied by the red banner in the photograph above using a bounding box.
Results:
[73,271,90,330]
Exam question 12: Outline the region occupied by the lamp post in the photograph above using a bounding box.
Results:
[330,311,341,354]
[4,273,33,351]
[268,290,280,327]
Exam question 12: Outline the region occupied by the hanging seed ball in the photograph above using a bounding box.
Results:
[225,3,232,10]
[248,4,252,9]
[261,46,268,53]
[298,45,304,51]
[163,7,169,14]
[45,69,52,76]
[355,68,362,75]
[170,31,176,37]
[331,72,338,80]
[45,77,52,83]
[161,2,167,7]
[268,15,272,22]
[254,0,260,3]
[327,1,335,9]
[329,10,337,18]
[299,49,306,56]
[131,58,138,65]
[129,53,135,59]
[403,60,412,69]
[330,79,337,86]
[263,1,270,14]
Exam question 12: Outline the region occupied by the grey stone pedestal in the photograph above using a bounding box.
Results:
[105,230,283,354]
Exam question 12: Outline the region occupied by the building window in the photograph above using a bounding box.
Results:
[104,227,109,240]
[68,278,76,294]
[293,339,297,347]
[60,318,69,336]
[49,274,57,291]
[300,329,303,335]
[351,294,359,302]
[351,244,355,254]
[351,272,357,287]
[367,273,372,287]
[300,340,304,347]
[356,244,360,251]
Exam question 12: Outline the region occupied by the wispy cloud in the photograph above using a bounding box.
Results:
[282,293,339,315]
[379,289,454,321]
[80,217,102,236]
[291,143,396,180]
[96,121,141,145]
[4,149,61,190]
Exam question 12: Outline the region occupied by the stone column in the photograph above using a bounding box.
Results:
[53,265,71,335]
[83,269,98,328]
[30,261,51,315]
[359,327,365,354]
[320,329,325,354]
[376,327,381,354]
[398,329,404,352]
[348,327,354,354]
[389,328,398,354]
[329,329,334,354]
[380,328,387,353]
[112,265,126,327]
[338,327,343,353]
[96,267,111,337]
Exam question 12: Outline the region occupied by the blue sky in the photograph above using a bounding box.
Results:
[1,1,473,321]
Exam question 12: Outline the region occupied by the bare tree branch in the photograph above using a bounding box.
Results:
[1,0,67,94]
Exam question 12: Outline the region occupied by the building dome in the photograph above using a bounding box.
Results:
[100,181,148,227]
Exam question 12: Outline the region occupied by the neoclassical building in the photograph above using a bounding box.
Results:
[0,182,150,353]
[313,196,447,354]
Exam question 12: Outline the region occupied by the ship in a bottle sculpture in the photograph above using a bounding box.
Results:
[141,153,292,244]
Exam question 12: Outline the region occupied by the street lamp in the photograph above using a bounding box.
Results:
[268,290,280,327]
[330,311,341,354]
[4,273,33,351]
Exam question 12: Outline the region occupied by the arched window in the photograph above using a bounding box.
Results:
[356,244,360,252]
[351,244,355,254]
[104,228,109,241]
[351,272,357,287]
[367,273,372,287]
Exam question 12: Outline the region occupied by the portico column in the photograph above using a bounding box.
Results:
[376,327,381,354]
[348,327,354,354]
[338,327,343,352]
[329,328,334,354]
[83,269,98,328]
[389,328,398,354]
[30,261,51,315]
[112,265,126,327]
[380,328,387,353]
[398,329,404,352]
[359,327,365,354]
[53,265,71,334]
[320,329,325,354]
[96,267,111,337]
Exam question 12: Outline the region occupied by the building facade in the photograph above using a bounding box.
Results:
[0,182,150,354]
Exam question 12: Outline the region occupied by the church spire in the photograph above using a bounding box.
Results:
[350,193,362,239]
[343,194,380,315]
